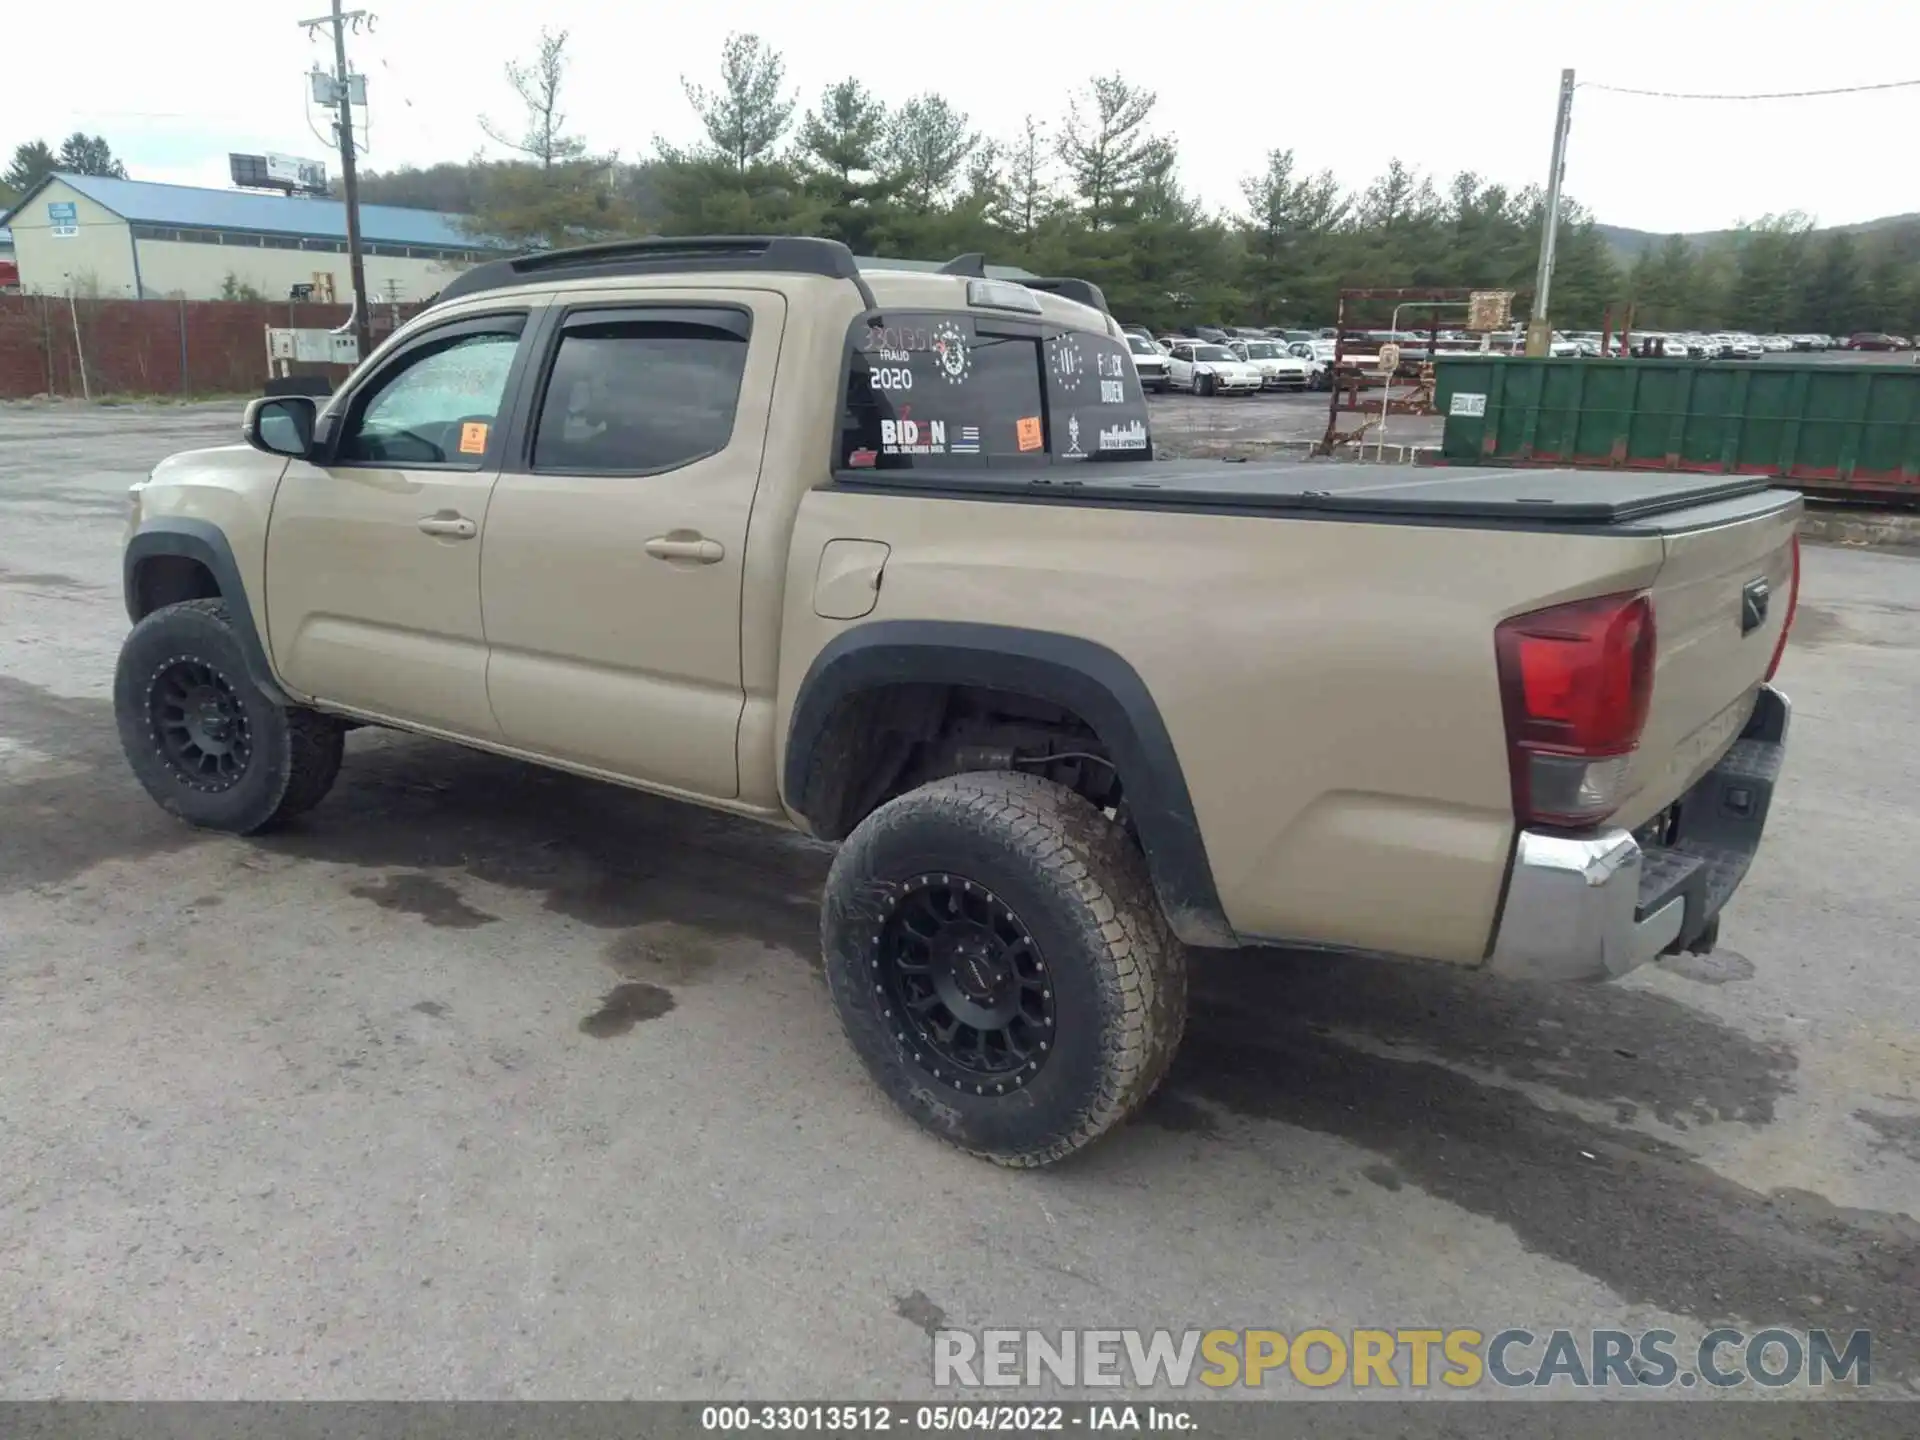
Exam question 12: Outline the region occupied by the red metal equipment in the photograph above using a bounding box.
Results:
[1320,287,1519,452]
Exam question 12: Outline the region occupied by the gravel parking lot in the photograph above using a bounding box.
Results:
[1149,387,1444,458]
[2,400,1917,1401]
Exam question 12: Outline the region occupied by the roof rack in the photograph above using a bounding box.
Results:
[432,234,877,310]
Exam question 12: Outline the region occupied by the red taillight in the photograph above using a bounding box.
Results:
[1765,534,1800,682]
[1495,591,1657,827]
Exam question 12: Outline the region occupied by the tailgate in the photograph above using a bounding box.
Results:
[1618,496,1800,829]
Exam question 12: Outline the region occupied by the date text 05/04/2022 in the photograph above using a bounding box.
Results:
[700,1405,1195,1432]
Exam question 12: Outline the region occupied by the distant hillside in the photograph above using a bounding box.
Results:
[1596,213,1920,262]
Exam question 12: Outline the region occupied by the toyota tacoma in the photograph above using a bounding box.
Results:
[116,237,1799,1166]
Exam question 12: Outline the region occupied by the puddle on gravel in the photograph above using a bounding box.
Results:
[1856,1110,1920,1165]
[578,981,676,1037]
[347,872,500,930]
[257,731,829,963]
[893,1289,949,1338]
[0,677,206,892]
[603,924,721,985]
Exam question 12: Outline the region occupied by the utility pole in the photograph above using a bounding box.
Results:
[300,1,374,361]
[1525,68,1576,358]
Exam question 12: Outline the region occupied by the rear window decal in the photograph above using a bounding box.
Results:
[1049,335,1087,394]
[1061,415,1086,458]
[931,319,971,385]
[881,408,947,456]
[951,425,981,455]
[1016,416,1044,452]
[1098,419,1148,452]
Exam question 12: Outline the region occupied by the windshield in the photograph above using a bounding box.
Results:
[1193,345,1234,361]
[1127,336,1160,356]
[1240,343,1280,359]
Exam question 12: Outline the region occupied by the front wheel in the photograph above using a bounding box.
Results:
[115,598,345,834]
[822,772,1188,1167]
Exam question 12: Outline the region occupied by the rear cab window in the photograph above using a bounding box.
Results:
[838,311,1152,471]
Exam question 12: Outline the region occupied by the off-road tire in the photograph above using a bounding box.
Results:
[114,598,344,834]
[822,771,1188,1167]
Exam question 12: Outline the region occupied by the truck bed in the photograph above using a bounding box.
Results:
[833,461,1787,529]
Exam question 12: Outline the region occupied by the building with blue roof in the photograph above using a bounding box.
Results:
[0,173,500,302]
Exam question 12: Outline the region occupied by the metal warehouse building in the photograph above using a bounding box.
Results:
[0,173,496,302]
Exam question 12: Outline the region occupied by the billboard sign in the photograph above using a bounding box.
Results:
[47,201,78,238]
[266,153,328,191]
[230,153,328,196]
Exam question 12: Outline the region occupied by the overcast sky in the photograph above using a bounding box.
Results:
[6,0,1915,234]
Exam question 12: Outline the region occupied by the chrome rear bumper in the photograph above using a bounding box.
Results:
[1488,685,1790,983]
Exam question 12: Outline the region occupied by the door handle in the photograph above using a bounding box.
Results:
[644,533,725,564]
[418,514,477,539]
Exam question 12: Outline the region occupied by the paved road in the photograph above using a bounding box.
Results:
[1,401,1917,1401]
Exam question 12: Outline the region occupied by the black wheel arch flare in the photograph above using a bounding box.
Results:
[123,518,292,706]
[785,621,1236,948]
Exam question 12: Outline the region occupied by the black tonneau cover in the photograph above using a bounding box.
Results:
[835,461,1777,526]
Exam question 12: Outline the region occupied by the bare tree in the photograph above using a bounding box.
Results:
[680,33,795,175]
[481,28,589,169]
[1001,116,1052,238]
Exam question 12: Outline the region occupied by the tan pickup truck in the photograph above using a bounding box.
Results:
[116,236,1798,1166]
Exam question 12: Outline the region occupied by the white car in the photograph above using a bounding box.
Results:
[1761,334,1794,353]
[1228,339,1313,390]
[1286,340,1336,389]
[1125,333,1172,393]
[1167,342,1262,395]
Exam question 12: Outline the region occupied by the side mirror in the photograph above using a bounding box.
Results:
[243,396,316,459]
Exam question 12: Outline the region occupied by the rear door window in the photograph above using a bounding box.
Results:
[530,310,749,475]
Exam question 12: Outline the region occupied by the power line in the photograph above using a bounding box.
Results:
[1579,77,1920,101]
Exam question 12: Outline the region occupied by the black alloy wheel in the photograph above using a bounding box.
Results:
[872,873,1056,1092]
[147,657,253,792]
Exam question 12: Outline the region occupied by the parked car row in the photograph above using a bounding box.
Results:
[1119,316,1917,398]
[1563,330,1915,358]
[1121,324,1329,394]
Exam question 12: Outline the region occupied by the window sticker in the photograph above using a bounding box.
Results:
[930,319,971,385]
[1097,418,1148,452]
[458,420,490,454]
[1016,416,1044,452]
[880,407,947,456]
[1049,334,1087,394]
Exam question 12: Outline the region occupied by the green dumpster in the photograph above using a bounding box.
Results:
[1434,357,1920,501]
